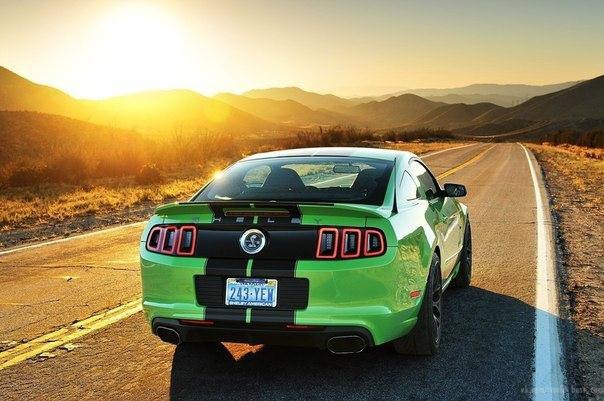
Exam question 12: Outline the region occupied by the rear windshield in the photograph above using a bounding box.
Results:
[193,156,394,205]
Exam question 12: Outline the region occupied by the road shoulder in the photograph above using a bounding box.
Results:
[527,144,603,401]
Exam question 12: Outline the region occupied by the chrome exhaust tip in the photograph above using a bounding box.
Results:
[326,335,366,354]
[156,326,181,345]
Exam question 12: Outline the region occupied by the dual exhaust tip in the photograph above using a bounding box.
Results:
[156,326,181,345]
[326,335,366,354]
[155,326,366,354]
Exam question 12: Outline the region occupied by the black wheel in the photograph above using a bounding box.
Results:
[451,219,472,288]
[393,252,442,355]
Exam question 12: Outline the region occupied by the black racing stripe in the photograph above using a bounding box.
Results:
[250,309,294,324]
[250,259,296,277]
[205,258,248,277]
[204,307,246,322]
[248,261,307,325]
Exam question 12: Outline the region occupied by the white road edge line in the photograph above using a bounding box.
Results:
[0,222,144,256]
[520,143,568,401]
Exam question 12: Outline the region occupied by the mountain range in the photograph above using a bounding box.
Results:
[1,66,603,138]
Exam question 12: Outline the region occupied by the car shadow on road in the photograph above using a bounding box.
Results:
[169,287,552,401]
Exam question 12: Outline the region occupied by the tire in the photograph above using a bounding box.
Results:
[451,219,472,289]
[393,252,442,355]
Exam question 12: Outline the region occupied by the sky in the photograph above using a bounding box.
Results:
[0,0,603,99]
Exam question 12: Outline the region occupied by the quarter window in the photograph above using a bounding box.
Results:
[409,160,439,199]
[399,171,419,201]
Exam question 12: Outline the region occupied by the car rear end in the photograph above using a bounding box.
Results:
[140,153,427,352]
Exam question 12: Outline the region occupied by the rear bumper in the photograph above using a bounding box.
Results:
[141,244,428,345]
[152,317,374,350]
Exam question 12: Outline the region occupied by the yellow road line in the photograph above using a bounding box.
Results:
[0,299,141,370]
[436,145,495,180]
[0,144,495,370]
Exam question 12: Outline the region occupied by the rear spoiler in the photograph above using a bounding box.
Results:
[155,201,392,220]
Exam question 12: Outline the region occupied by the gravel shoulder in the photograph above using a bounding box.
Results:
[528,144,603,401]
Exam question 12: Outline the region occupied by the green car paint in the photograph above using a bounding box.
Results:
[140,147,469,348]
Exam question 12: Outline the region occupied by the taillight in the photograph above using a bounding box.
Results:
[162,226,178,254]
[146,225,197,256]
[341,228,361,258]
[146,227,163,252]
[364,229,385,256]
[316,228,339,258]
[316,227,386,259]
[176,225,197,256]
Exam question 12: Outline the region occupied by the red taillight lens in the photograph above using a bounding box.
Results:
[341,228,361,258]
[176,225,197,256]
[316,227,339,258]
[315,227,385,259]
[146,227,163,252]
[146,225,197,256]
[162,226,178,254]
[364,229,385,256]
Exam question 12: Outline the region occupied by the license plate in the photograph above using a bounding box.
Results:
[225,278,278,307]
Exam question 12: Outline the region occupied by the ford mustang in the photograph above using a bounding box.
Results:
[140,147,471,355]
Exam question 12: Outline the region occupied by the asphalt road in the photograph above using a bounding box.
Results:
[0,143,566,401]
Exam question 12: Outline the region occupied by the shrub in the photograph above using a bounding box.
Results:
[135,163,164,185]
[46,154,90,184]
[8,165,47,187]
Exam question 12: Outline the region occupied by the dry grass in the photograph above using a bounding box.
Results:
[528,143,603,398]
[0,140,460,232]
[0,160,228,230]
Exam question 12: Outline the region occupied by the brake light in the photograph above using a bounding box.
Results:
[315,227,385,259]
[146,225,198,256]
[176,225,197,256]
[162,226,178,254]
[316,228,339,258]
[341,228,361,258]
[364,229,385,256]
[146,226,163,252]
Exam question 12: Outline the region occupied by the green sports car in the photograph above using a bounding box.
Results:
[140,147,471,355]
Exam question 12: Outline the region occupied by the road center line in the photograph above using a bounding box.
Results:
[0,299,142,371]
[436,144,494,180]
[421,143,477,158]
[0,143,490,369]
[520,143,568,401]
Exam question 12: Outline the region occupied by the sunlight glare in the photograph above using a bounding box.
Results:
[87,3,189,98]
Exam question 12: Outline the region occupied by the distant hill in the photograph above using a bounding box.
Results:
[243,87,358,110]
[424,93,521,107]
[1,65,602,137]
[214,93,354,127]
[81,90,278,134]
[0,110,144,167]
[403,81,581,100]
[343,94,444,128]
[412,102,505,129]
[0,66,278,135]
[491,75,604,122]
[0,66,83,116]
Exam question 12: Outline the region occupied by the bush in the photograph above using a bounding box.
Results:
[46,154,90,184]
[135,163,164,185]
[382,128,455,142]
[8,165,46,187]
[280,126,377,148]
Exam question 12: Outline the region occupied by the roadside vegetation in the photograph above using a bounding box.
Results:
[0,124,462,246]
[528,143,603,399]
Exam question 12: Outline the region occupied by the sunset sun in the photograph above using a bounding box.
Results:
[86,4,189,98]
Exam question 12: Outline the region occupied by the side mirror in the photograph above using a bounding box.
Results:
[443,183,467,198]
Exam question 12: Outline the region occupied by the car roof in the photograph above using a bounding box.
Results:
[241,147,416,163]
